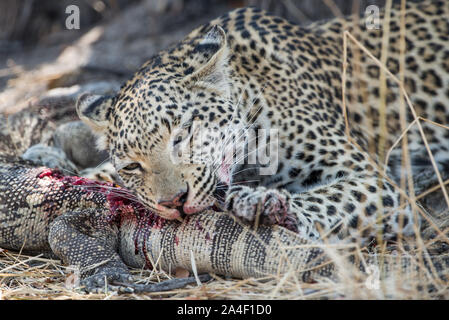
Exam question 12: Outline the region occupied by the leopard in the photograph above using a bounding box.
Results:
[76,0,449,246]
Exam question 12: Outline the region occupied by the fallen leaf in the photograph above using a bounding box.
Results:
[175,267,190,278]
[65,272,80,290]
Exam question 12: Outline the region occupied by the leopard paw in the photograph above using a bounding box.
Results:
[225,185,291,227]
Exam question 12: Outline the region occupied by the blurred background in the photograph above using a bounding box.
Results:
[0,0,387,113]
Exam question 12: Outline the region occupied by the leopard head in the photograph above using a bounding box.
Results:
[77,26,247,220]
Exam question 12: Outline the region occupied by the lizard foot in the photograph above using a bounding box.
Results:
[129,274,212,293]
[81,267,135,294]
[82,268,211,294]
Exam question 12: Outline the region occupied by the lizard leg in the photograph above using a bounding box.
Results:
[48,208,134,293]
[48,209,212,293]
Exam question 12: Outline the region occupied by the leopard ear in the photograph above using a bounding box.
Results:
[76,93,113,133]
[184,25,230,95]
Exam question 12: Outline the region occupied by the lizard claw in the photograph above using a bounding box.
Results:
[81,269,211,294]
[125,274,212,293]
[81,267,135,294]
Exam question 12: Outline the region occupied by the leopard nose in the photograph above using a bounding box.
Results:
[158,189,188,209]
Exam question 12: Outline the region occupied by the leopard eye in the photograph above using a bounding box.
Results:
[122,162,142,171]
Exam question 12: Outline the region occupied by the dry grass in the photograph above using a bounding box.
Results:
[0,249,336,300]
[335,0,449,300]
[1,240,448,300]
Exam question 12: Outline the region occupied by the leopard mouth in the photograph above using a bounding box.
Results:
[176,204,187,218]
[212,181,229,209]
[159,190,189,219]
